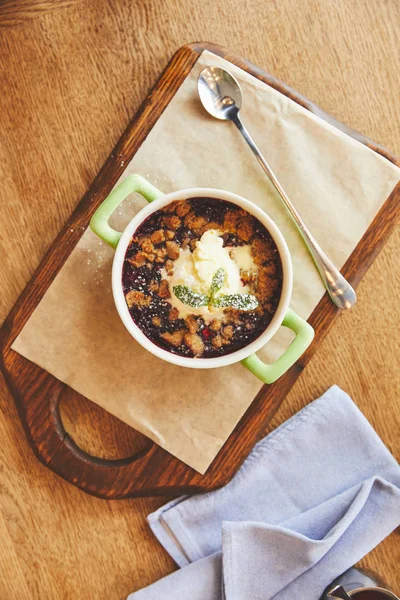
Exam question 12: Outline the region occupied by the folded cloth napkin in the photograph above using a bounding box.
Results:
[128,386,400,600]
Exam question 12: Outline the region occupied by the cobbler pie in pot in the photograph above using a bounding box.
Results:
[122,197,283,359]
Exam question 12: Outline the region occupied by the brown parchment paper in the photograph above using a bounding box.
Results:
[12,51,400,473]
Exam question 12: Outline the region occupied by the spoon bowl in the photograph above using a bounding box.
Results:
[198,66,242,120]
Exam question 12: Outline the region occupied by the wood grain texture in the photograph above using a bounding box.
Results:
[0,0,399,598]
[0,0,77,27]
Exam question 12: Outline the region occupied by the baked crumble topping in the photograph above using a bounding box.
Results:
[122,198,283,358]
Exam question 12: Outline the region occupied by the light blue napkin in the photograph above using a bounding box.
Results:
[128,386,400,600]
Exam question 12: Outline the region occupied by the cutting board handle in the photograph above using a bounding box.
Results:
[6,353,190,499]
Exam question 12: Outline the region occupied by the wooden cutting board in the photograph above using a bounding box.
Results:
[0,42,399,499]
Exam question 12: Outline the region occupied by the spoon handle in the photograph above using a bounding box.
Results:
[231,112,356,309]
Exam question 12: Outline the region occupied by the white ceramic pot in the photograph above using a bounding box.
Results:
[90,174,314,383]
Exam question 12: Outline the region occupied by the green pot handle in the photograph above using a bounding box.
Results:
[241,308,314,384]
[90,174,164,248]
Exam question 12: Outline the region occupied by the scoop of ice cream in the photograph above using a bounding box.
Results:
[162,229,256,322]
[192,230,241,295]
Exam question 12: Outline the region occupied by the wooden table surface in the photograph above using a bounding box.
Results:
[0,1,399,598]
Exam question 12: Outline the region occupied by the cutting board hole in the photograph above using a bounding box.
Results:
[58,387,152,460]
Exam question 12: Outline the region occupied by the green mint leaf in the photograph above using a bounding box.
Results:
[212,293,259,310]
[209,267,226,298]
[172,267,257,312]
[173,285,209,308]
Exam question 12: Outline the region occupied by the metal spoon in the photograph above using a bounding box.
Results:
[198,66,357,309]
[327,585,354,600]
